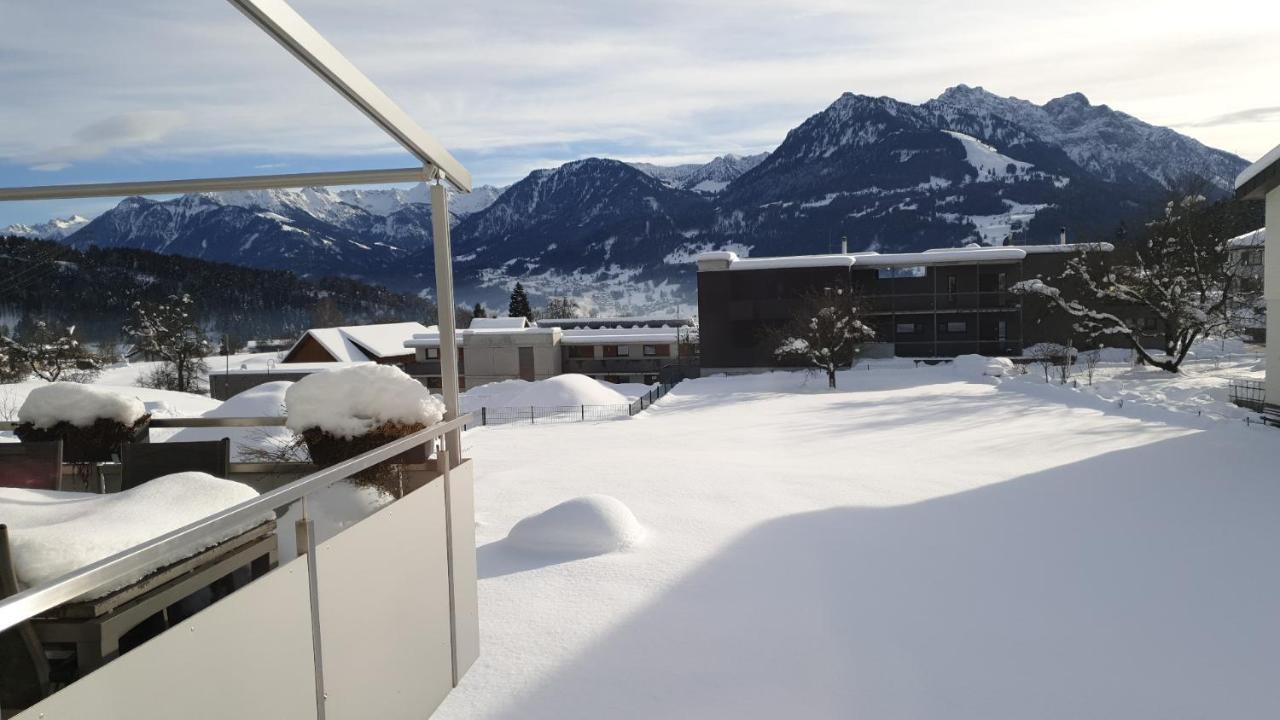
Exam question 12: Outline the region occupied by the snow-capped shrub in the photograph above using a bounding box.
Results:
[285,365,444,439]
[15,383,151,462]
[953,354,1014,378]
[286,365,445,497]
[18,383,146,429]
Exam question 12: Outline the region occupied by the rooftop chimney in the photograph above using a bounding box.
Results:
[841,236,848,254]
[1059,226,1067,245]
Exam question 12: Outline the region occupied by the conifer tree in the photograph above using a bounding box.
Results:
[508,283,533,321]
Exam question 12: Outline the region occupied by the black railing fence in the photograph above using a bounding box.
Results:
[1228,379,1266,413]
[465,384,674,428]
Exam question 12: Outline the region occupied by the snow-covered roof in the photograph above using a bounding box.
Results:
[404,327,558,348]
[560,327,682,345]
[288,322,430,361]
[536,317,694,329]
[469,317,528,330]
[1226,228,1265,249]
[697,243,1112,272]
[209,361,374,376]
[1237,142,1280,197]
[1018,242,1115,254]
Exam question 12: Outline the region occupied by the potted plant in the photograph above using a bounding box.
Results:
[285,365,445,497]
[15,383,151,463]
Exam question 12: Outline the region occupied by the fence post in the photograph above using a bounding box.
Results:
[581,405,585,421]
[531,406,535,425]
[481,407,487,426]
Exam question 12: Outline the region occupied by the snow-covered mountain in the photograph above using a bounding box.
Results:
[22,86,1250,314]
[2,215,90,240]
[631,153,769,194]
[925,85,1245,192]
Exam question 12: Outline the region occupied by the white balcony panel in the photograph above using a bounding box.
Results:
[447,459,480,680]
[315,479,454,719]
[16,559,318,720]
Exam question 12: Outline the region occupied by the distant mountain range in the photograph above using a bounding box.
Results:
[7,85,1250,315]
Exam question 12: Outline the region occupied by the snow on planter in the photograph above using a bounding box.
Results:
[17,382,146,429]
[507,495,646,555]
[953,354,1015,378]
[15,382,151,462]
[1,472,264,596]
[286,365,445,496]
[285,364,443,438]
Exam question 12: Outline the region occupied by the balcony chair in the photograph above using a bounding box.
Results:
[0,441,63,491]
[120,438,231,492]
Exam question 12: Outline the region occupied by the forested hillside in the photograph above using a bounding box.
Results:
[0,236,435,345]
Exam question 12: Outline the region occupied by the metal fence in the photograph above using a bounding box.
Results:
[1229,379,1267,413]
[465,383,674,428]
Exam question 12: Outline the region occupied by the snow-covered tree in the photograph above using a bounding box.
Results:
[1012,195,1253,373]
[539,296,581,320]
[124,294,212,393]
[1,320,101,382]
[472,302,488,320]
[770,290,875,389]
[508,283,533,321]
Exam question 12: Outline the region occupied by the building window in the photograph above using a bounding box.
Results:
[617,345,631,357]
[947,276,958,295]
[425,347,439,359]
[1140,316,1158,332]
[996,272,1007,291]
[941,320,967,334]
[425,376,442,389]
[895,322,917,334]
[643,344,667,357]
[567,345,594,359]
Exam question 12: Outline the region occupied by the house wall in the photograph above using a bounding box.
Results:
[1266,190,1279,415]
[461,332,561,386]
[561,342,678,383]
[282,335,337,363]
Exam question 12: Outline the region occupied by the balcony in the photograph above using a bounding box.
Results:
[0,415,477,719]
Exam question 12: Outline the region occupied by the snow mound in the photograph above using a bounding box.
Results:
[17,382,146,429]
[163,381,293,462]
[507,374,629,408]
[2,472,263,594]
[953,354,1015,378]
[285,365,444,438]
[208,381,290,418]
[507,495,646,555]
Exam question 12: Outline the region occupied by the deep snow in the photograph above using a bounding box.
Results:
[438,362,1280,719]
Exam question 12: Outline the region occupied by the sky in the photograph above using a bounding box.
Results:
[1,0,1278,227]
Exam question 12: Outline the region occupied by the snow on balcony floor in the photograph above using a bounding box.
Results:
[439,362,1280,719]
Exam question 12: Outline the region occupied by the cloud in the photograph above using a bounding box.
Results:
[0,0,1277,187]
[1179,106,1280,128]
[19,110,188,171]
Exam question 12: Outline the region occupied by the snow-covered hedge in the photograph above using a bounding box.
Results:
[953,354,1015,378]
[285,365,444,439]
[17,382,146,429]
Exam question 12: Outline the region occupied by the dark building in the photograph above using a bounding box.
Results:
[696,243,1146,371]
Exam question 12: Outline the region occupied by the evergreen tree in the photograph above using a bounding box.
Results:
[508,283,533,321]
[472,303,487,320]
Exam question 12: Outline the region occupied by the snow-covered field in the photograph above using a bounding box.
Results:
[439,361,1280,719]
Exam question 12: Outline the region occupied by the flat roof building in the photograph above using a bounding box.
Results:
[1236,143,1280,421]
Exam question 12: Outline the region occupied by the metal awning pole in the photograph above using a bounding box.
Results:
[431,173,462,464]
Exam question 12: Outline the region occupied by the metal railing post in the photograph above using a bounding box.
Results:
[431,178,462,468]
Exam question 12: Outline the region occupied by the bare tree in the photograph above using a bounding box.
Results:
[125,294,212,394]
[1012,193,1252,373]
[539,296,581,320]
[769,289,875,389]
[1082,348,1102,386]
[1,320,101,382]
